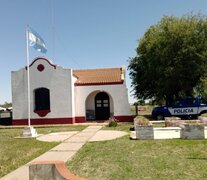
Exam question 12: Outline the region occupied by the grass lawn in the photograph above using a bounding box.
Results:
[0,125,86,178]
[102,123,133,132]
[67,125,207,180]
[35,125,86,134]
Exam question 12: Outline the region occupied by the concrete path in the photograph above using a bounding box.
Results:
[36,131,79,142]
[89,130,128,142]
[1,126,102,180]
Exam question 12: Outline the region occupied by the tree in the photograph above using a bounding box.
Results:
[128,14,207,104]
[0,102,12,108]
[194,77,207,97]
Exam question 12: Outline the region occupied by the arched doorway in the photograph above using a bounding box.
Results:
[95,92,110,120]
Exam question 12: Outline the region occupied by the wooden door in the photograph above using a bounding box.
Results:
[95,92,110,120]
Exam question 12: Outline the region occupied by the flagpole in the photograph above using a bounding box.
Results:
[21,25,38,137]
[26,25,31,127]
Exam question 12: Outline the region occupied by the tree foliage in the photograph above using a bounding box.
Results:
[128,14,207,104]
[0,102,12,108]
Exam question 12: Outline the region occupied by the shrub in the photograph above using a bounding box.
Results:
[134,116,150,126]
[108,117,118,127]
[165,117,183,127]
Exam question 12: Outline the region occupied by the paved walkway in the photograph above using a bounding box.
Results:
[1,126,128,180]
[1,126,102,180]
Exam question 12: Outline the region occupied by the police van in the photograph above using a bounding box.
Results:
[151,97,207,120]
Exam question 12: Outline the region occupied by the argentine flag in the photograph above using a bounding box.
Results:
[28,27,47,54]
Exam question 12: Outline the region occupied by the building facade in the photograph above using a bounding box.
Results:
[12,57,132,125]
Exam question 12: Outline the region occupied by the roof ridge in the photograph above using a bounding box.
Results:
[73,67,121,71]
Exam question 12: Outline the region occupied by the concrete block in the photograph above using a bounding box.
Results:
[29,161,86,180]
[135,126,154,140]
[181,125,205,139]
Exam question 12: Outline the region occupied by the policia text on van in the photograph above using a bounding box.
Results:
[151,97,207,120]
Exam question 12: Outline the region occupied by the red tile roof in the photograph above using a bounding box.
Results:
[73,68,124,86]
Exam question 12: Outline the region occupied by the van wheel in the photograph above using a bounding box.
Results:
[156,114,164,120]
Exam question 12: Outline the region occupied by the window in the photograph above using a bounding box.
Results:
[34,88,50,111]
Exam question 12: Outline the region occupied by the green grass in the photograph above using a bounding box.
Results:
[67,126,207,180]
[102,123,133,132]
[35,125,86,134]
[0,125,86,178]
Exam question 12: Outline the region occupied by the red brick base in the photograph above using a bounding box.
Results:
[12,115,133,125]
[12,118,73,125]
[114,115,134,122]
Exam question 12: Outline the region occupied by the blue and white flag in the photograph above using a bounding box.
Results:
[28,27,47,53]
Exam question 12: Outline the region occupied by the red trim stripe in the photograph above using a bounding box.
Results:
[12,115,133,125]
[75,116,86,123]
[114,116,134,122]
[12,118,73,125]
[75,81,123,86]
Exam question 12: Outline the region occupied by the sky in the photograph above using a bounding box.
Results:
[1,0,207,104]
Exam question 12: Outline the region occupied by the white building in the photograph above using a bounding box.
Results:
[11,57,132,125]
